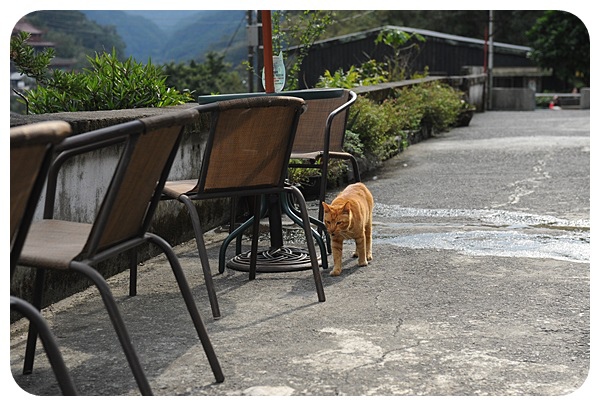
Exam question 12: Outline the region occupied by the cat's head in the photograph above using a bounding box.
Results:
[322,201,351,237]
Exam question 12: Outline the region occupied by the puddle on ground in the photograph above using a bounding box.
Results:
[372,203,590,263]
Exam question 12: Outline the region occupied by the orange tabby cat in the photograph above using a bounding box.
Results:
[322,182,374,276]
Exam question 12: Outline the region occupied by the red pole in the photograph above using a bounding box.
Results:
[261,10,275,93]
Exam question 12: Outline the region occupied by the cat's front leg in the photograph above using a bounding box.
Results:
[330,237,344,276]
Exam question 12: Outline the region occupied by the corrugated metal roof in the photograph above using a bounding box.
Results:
[297,25,531,53]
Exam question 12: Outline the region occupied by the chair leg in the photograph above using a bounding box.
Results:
[287,186,326,302]
[11,296,78,395]
[178,195,221,319]
[348,156,361,183]
[129,250,138,297]
[218,213,254,274]
[146,234,224,383]
[249,195,262,281]
[218,196,268,274]
[281,192,328,270]
[23,268,46,375]
[69,262,153,395]
[287,191,331,255]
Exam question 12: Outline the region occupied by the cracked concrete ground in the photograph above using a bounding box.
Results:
[8,110,592,399]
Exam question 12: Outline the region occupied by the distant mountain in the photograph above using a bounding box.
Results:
[161,10,247,63]
[82,11,166,62]
[83,10,247,65]
[122,10,197,33]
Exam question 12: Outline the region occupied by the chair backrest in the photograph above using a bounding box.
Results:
[292,89,356,154]
[44,109,199,257]
[10,121,71,272]
[195,96,306,195]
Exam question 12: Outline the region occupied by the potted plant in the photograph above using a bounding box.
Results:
[456,100,476,127]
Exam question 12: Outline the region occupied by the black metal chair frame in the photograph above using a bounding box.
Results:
[162,96,326,320]
[17,110,224,395]
[10,121,77,395]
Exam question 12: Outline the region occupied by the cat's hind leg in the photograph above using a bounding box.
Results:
[365,222,373,261]
[354,235,368,266]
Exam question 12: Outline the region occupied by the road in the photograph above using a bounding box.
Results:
[10,109,592,399]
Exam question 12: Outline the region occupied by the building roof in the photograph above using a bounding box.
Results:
[300,25,532,54]
[12,19,44,35]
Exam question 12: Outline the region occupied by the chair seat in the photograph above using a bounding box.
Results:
[162,180,198,198]
[20,220,92,270]
[290,151,323,160]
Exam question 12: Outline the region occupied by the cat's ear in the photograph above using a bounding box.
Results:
[322,202,331,212]
[342,201,351,214]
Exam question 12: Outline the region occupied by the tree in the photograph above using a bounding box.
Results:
[271,11,334,90]
[11,34,192,113]
[163,52,246,96]
[526,10,590,89]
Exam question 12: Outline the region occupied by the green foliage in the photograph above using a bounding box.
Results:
[163,52,246,96]
[10,32,55,85]
[317,66,361,89]
[346,82,465,165]
[25,10,126,69]
[342,130,365,159]
[12,44,192,113]
[526,11,589,89]
[394,82,464,132]
[375,28,426,81]
[348,96,407,161]
[270,11,334,90]
[317,60,388,89]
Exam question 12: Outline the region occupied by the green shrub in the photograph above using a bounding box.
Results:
[395,82,463,132]
[347,96,405,161]
[11,33,192,114]
[26,50,192,113]
[316,60,387,89]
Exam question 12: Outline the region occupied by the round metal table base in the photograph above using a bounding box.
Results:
[227,246,321,273]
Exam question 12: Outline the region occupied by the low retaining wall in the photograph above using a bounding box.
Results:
[492,87,536,111]
[10,105,232,308]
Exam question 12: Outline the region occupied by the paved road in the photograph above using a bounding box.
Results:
[9,110,592,399]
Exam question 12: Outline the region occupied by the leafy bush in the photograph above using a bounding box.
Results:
[27,50,192,113]
[11,33,192,114]
[317,60,388,89]
[395,82,464,132]
[346,82,464,164]
[347,96,406,162]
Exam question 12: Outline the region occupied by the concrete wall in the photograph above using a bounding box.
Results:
[10,105,232,307]
[580,87,590,109]
[492,87,536,111]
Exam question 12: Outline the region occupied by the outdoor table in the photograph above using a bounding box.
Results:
[197,89,342,273]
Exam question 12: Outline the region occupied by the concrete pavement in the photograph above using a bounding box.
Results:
[8,110,592,399]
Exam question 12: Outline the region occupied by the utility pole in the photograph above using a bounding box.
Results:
[246,10,257,93]
[487,10,494,110]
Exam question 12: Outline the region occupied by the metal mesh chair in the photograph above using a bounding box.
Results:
[10,121,76,395]
[16,109,224,395]
[219,90,359,260]
[289,89,359,221]
[162,96,325,320]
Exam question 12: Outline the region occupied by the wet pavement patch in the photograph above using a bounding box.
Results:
[372,204,589,263]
